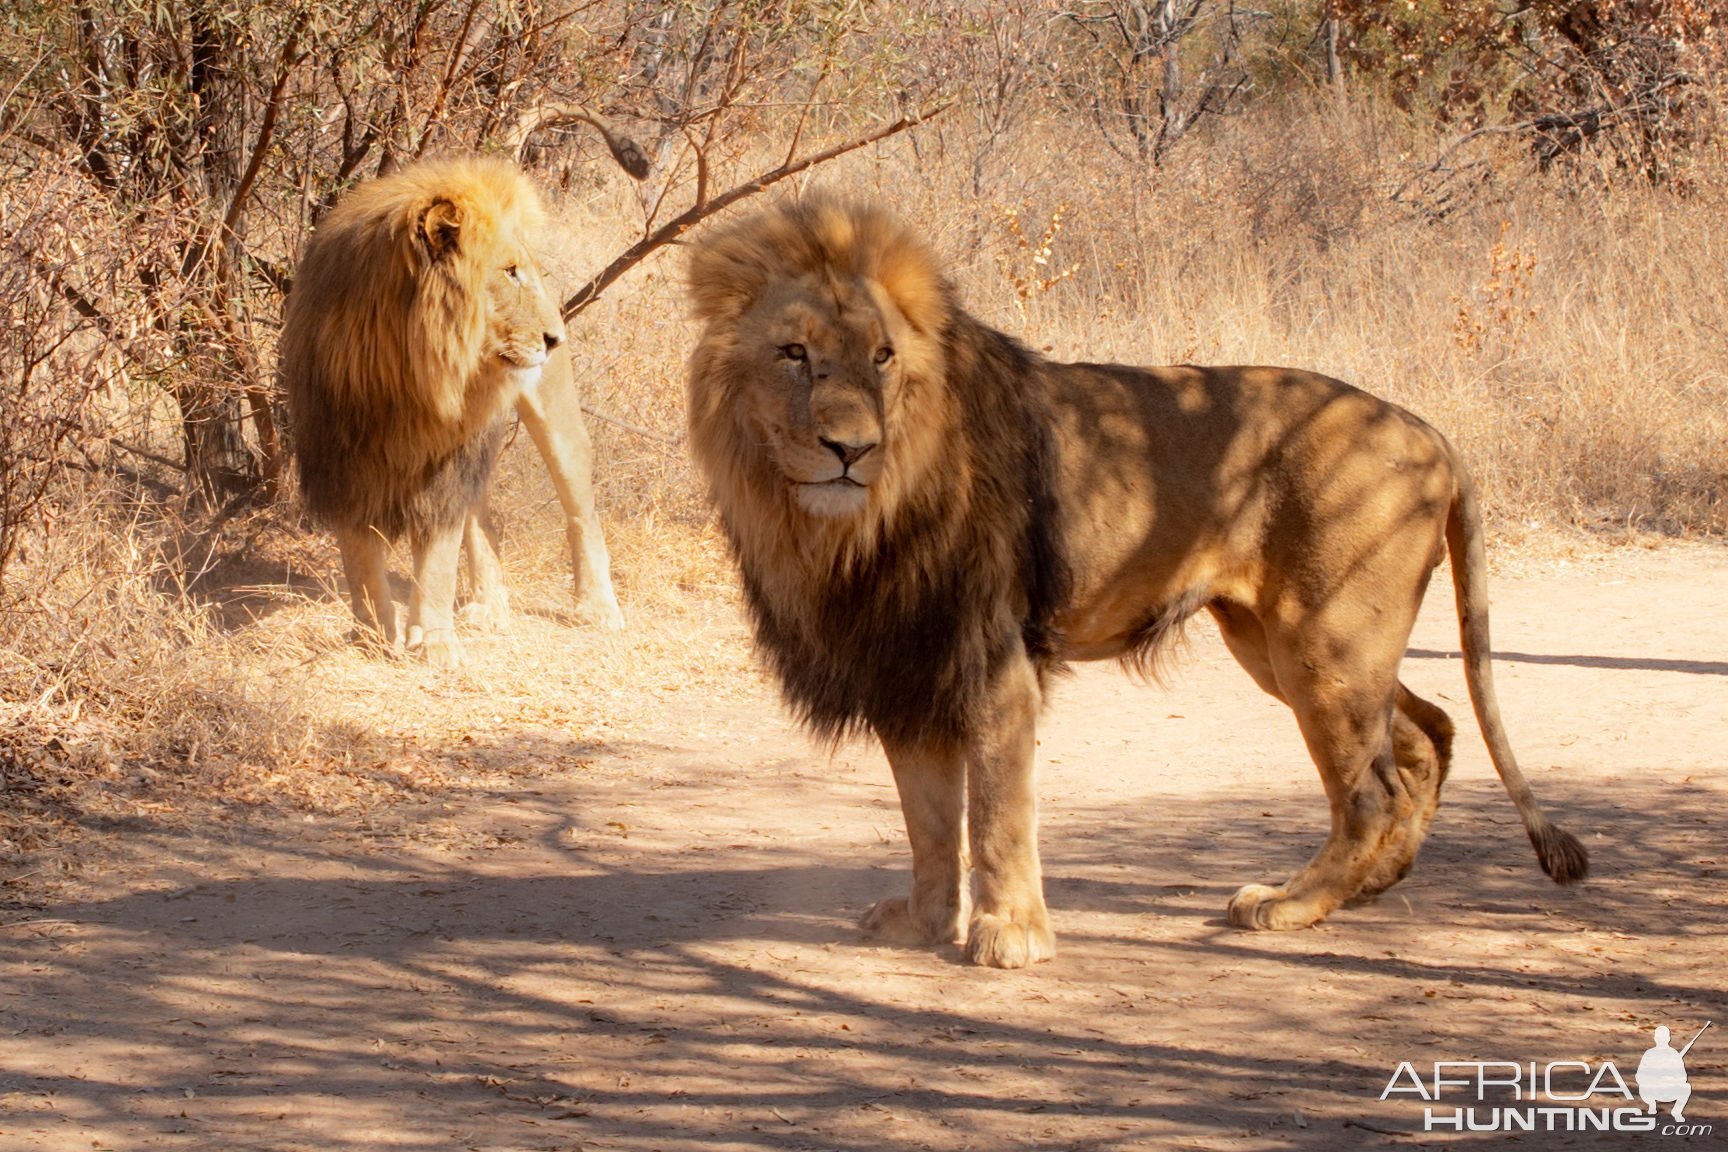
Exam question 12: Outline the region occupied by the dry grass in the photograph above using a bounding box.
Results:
[3,89,1725,892]
[864,95,1728,539]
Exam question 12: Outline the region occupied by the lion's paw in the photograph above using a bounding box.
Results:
[458,599,512,633]
[409,627,464,669]
[861,897,965,947]
[966,913,1055,969]
[860,898,929,946]
[574,593,625,632]
[1226,883,1324,931]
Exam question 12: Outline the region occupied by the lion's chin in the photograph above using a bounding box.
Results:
[791,479,870,519]
[494,359,546,392]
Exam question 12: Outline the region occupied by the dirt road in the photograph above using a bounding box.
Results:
[2,545,1724,1150]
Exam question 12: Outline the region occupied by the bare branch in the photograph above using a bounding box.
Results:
[560,102,952,321]
[415,0,486,159]
[220,13,307,250]
[578,405,681,446]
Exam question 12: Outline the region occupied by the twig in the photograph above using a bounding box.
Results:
[220,14,307,248]
[560,101,952,320]
[1392,72,1694,204]
[1342,1118,1409,1137]
[106,436,187,474]
[578,406,681,446]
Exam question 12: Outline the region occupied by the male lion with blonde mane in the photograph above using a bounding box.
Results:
[685,197,1589,969]
[282,155,623,666]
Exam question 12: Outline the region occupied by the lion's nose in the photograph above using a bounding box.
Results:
[820,436,877,468]
[544,331,563,352]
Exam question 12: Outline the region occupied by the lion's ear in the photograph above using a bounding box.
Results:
[418,198,463,260]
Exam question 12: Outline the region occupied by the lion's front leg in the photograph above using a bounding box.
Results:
[457,497,513,633]
[964,651,1055,968]
[864,737,969,949]
[516,357,624,631]
[406,521,465,668]
[335,524,397,647]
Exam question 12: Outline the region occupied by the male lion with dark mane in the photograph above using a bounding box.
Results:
[282,155,622,667]
[685,196,1589,969]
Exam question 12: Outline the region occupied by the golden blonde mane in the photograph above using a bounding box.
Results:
[686,197,958,573]
[687,196,950,336]
[282,155,550,537]
[286,155,544,433]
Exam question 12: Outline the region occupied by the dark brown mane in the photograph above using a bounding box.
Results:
[729,311,1072,748]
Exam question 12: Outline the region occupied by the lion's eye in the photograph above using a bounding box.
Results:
[780,343,807,362]
[505,264,521,282]
[874,345,894,366]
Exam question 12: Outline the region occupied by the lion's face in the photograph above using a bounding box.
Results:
[409,188,565,391]
[729,273,917,519]
[483,248,565,383]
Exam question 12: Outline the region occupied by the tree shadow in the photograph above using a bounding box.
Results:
[2,753,1719,1151]
[1409,647,1728,676]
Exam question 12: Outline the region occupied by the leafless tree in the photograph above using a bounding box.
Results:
[1053,0,1257,166]
[0,0,946,513]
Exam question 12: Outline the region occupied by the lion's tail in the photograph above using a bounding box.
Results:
[1445,464,1589,886]
[503,103,651,180]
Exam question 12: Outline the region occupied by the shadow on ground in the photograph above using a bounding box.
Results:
[1,750,1720,1151]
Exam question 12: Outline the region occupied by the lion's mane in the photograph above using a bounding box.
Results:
[282,155,547,541]
[687,198,1072,748]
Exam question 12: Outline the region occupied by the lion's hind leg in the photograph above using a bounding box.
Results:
[1212,599,1418,930]
[336,525,397,649]
[1347,684,1454,906]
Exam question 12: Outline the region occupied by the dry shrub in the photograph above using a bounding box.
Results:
[0,167,135,599]
[830,91,1727,536]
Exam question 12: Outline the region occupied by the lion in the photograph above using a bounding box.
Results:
[684,196,1589,969]
[281,154,623,667]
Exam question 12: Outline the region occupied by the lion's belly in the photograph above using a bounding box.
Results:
[1055,570,1215,663]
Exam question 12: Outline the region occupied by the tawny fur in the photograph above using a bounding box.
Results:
[279,154,629,664]
[282,155,555,542]
[685,195,1587,968]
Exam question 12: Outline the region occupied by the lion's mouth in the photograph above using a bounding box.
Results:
[498,349,549,369]
[791,475,869,518]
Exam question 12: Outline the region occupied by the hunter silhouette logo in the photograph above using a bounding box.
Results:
[1639,1023,1708,1123]
[1380,1021,1713,1136]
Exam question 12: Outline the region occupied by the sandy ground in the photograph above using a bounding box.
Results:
[1,544,1725,1150]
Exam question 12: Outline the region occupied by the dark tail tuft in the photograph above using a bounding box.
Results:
[1530,822,1590,885]
[606,133,652,181]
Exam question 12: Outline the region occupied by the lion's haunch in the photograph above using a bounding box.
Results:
[685,195,1587,968]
